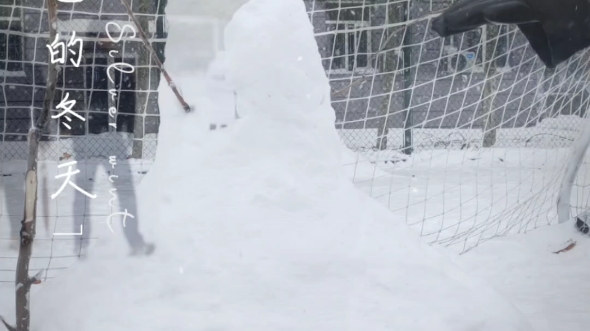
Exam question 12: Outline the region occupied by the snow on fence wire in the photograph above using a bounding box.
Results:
[307,0,590,252]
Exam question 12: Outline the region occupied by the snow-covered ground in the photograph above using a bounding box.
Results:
[0,0,590,330]
[21,0,537,328]
[337,115,585,153]
[344,145,590,251]
[0,159,152,284]
[2,165,589,331]
[455,222,590,331]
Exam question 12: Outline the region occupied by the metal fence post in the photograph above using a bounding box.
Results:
[402,0,413,155]
[482,25,500,147]
[557,117,590,224]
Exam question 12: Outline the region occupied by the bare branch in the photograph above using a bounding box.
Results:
[0,316,16,331]
[26,270,44,287]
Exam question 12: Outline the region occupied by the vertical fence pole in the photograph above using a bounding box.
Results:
[130,0,153,159]
[482,25,500,147]
[557,117,590,224]
[155,0,167,64]
[402,0,413,155]
[376,2,399,150]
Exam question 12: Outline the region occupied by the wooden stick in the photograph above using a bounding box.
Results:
[119,0,192,112]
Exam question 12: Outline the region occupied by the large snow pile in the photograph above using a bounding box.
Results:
[30,1,534,330]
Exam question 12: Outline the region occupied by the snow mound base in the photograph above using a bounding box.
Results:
[31,1,533,330]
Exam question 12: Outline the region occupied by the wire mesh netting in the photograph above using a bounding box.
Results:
[307,0,590,252]
[0,0,231,283]
[309,0,590,151]
[0,0,167,161]
[3,0,590,284]
[0,0,190,283]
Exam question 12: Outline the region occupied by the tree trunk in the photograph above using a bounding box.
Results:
[1,1,58,330]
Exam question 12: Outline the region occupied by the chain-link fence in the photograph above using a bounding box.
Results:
[307,0,590,155]
[0,0,230,284]
[4,0,585,164]
[306,0,590,252]
[3,0,590,283]
[1,0,164,161]
[0,0,170,283]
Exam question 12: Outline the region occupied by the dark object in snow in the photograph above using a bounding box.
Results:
[431,0,590,68]
[575,216,590,234]
[553,239,576,254]
[210,124,229,131]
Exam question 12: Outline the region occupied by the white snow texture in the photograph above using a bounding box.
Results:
[31,1,534,330]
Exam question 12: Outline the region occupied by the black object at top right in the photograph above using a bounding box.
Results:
[431,0,590,68]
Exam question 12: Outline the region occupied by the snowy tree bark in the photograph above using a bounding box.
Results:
[0,1,58,330]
